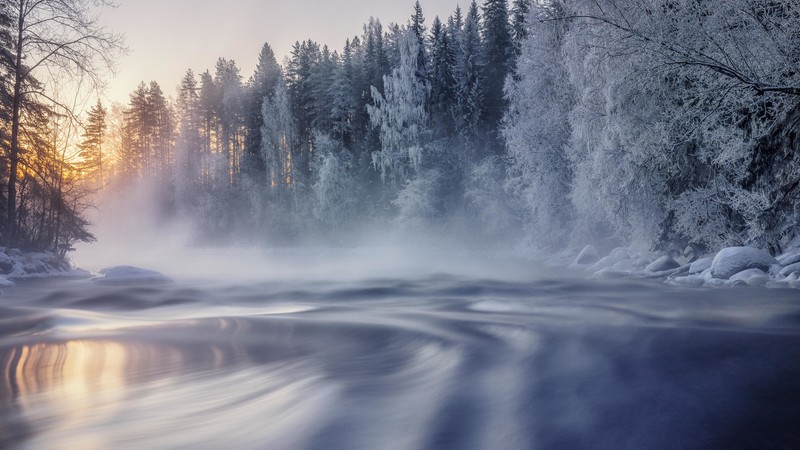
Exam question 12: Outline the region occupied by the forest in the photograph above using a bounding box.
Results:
[2,0,799,257]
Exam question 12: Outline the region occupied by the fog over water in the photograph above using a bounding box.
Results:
[2,214,799,449]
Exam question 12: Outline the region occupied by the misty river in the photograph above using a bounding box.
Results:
[1,248,799,449]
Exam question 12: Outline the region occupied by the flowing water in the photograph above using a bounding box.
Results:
[1,249,799,449]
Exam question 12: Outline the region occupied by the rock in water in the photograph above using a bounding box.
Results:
[94,266,171,285]
[646,255,680,272]
[710,247,777,279]
[575,245,600,265]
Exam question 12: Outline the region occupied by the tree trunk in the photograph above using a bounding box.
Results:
[6,5,24,245]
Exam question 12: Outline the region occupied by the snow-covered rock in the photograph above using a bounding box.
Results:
[729,269,770,287]
[93,266,171,285]
[609,247,630,259]
[668,275,705,287]
[778,262,800,277]
[689,257,714,275]
[0,275,15,287]
[646,255,680,272]
[575,245,600,265]
[611,259,637,272]
[777,251,800,267]
[710,247,777,279]
[0,252,13,274]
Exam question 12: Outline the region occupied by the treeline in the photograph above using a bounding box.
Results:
[505,0,800,254]
[105,0,529,242]
[5,0,799,256]
[0,0,121,254]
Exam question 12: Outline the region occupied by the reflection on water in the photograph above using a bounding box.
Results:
[0,273,799,449]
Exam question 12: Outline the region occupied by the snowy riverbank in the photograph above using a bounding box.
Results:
[567,240,800,289]
[0,248,91,287]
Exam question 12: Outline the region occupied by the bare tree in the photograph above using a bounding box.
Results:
[1,0,123,245]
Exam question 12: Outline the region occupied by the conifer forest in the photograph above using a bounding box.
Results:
[2,0,800,256]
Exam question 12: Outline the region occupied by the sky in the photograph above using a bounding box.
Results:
[95,0,466,105]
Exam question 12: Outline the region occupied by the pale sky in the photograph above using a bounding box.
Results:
[96,0,466,105]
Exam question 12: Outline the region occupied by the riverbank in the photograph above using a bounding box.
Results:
[0,248,91,287]
[566,240,800,289]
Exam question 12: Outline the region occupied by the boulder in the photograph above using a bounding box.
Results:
[0,252,13,274]
[689,257,714,275]
[0,275,14,287]
[646,255,680,272]
[777,251,800,267]
[778,262,800,277]
[710,247,777,279]
[575,245,600,265]
[93,266,171,285]
[609,247,630,259]
[729,268,770,287]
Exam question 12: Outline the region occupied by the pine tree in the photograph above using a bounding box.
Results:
[330,39,358,146]
[146,81,173,179]
[510,0,530,56]
[214,58,244,185]
[286,40,322,181]
[244,43,281,174]
[481,0,513,133]
[175,69,202,204]
[455,1,484,139]
[78,100,107,188]
[429,16,457,135]
[409,1,428,83]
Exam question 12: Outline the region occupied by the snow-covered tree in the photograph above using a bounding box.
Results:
[312,132,357,228]
[368,31,430,185]
[261,77,294,192]
[503,0,575,247]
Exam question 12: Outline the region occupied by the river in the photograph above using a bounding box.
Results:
[1,248,799,449]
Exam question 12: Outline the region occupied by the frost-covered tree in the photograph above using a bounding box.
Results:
[367,31,430,185]
[504,0,575,248]
[261,77,294,192]
[312,132,356,228]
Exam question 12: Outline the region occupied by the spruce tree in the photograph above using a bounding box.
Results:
[429,16,457,135]
[78,100,108,188]
[481,0,513,134]
[244,43,281,173]
[456,1,484,139]
[409,1,428,83]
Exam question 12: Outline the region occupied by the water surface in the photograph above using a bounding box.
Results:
[1,252,799,449]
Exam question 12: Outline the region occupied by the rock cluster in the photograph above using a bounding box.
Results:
[571,244,800,288]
